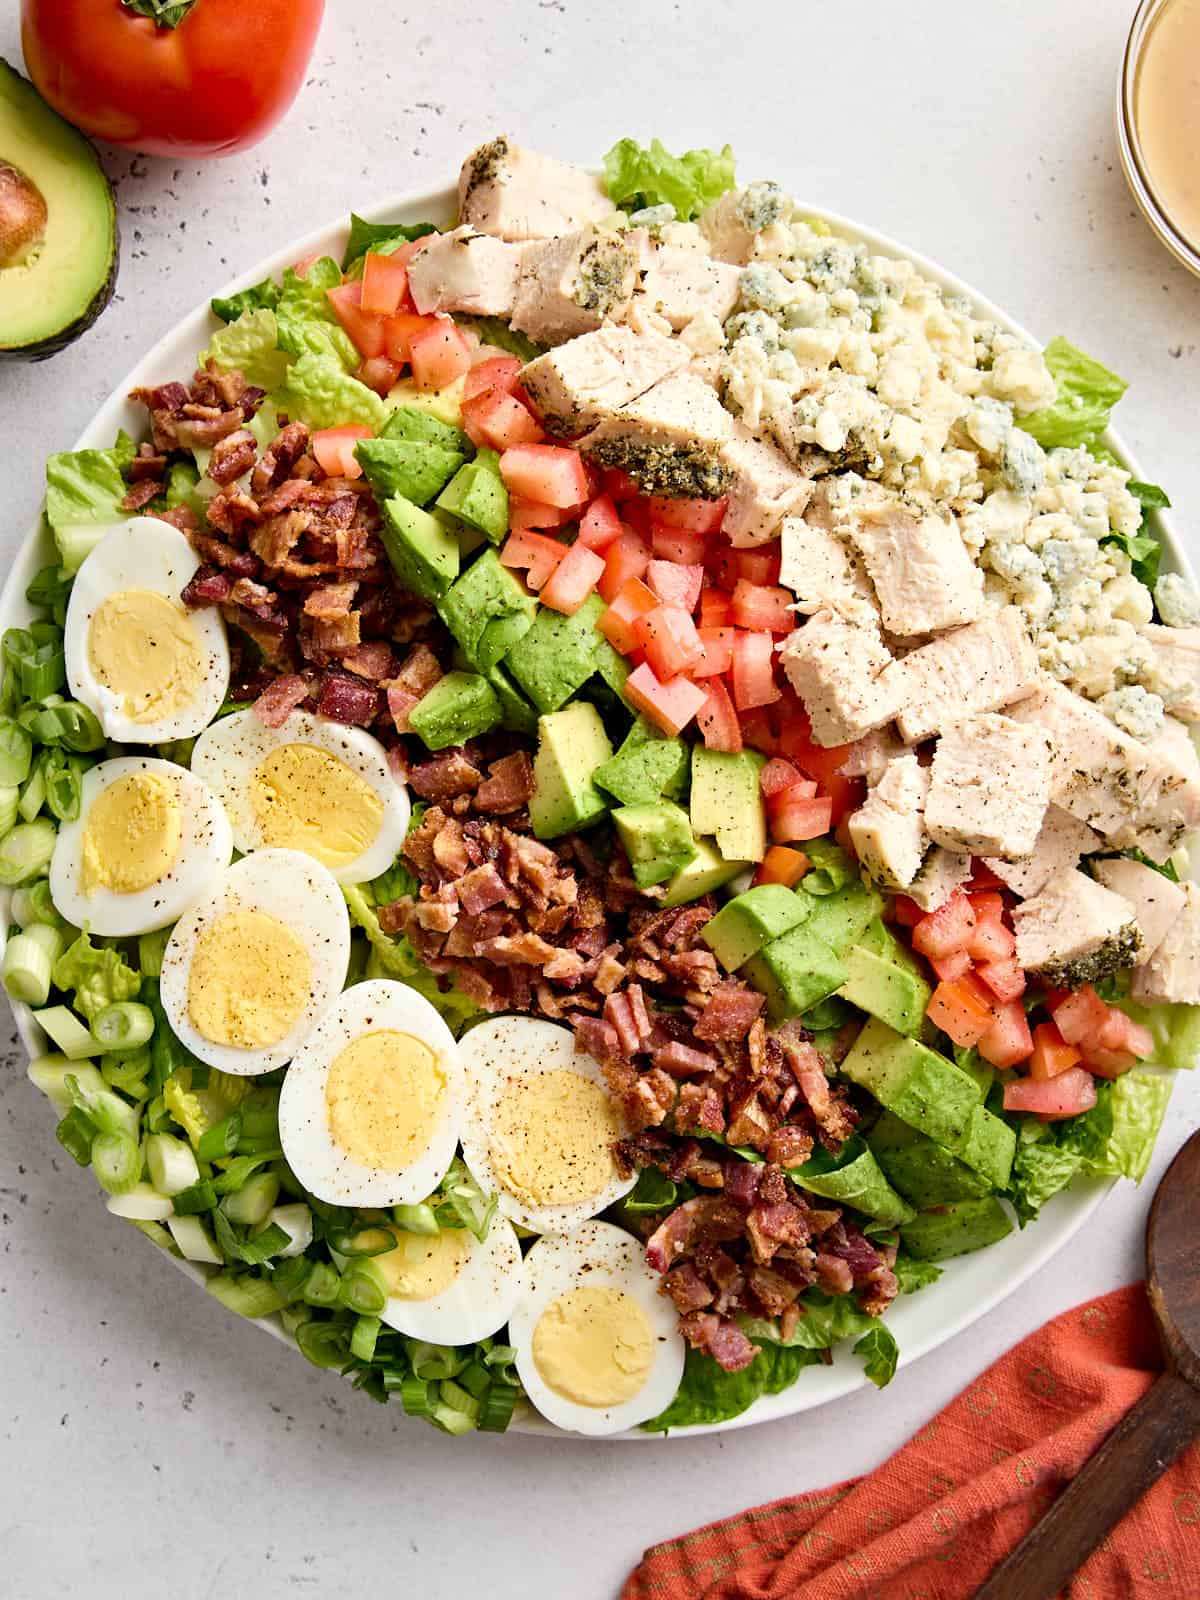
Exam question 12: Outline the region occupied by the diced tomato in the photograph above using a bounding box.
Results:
[618,497,653,538]
[1078,1046,1137,1079]
[360,250,411,316]
[596,577,659,654]
[356,355,403,397]
[975,955,1026,1003]
[927,976,996,1047]
[693,627,735,678]
[634,604,706,679]
[651,526,708,565]
[774,702,861,825]
[646,560,704,613]
[739,705,780,756]
[326,281,387,359]
[760,758,804,799]
[385,236,432,270]
[604,468,642,502]
[978,999,1034,1068]
[508,499,573,532]
[729,580,794,634]
[698,589,732,628]
[598,532,652,603]
[968,890,1006,923]
[969,860,1010,892]
[379,310,431,364]
[463,355,523,403]
[462,389,545,451]
[695,677,743,753]
[310,424,372,480]
[1050,985,1110,1047]
[1105,1011,1155,1059]
[730,630,781,710]
[539,542,605,615]
[1003,1068,1097,1120]
[625,662,708,737]
[499,443,590,509]
[753,845,811,889]
[499,528,565,591]
[409,317,473,390]
[969,917,1017,963]
[771,791,833,844]
[1029,1022,1083,1081]
[911,891,977,961]
[292,252,321,279]
[890,896,924,928]
[929,949,973,983]
[734,545,782,586]
[576,495,624,552]
[645,495,727,533]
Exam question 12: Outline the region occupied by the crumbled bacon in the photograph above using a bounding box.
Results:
[317,671,378,725]
[120,478,161,511]
[252,674,309,728]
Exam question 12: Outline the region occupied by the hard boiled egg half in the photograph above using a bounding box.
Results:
[191,708,410,885]
[279,979,463,1207]
[159,848,350,1076]
[49,756,233,936]
[458,1016,635,1234]
[509,1221,686,1435]
[64,517,230,743]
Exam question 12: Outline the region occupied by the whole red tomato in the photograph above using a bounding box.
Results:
[21,0,325,158]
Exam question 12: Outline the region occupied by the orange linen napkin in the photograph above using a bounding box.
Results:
[622,1285,1200,1599]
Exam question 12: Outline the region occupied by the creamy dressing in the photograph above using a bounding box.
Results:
[1135,0,1200,248]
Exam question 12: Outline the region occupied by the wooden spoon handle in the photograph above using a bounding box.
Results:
[976,1369,1200,1600]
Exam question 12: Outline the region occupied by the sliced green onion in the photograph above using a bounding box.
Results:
[438,1378,480,1422]
[92,1000,155,1053]
[55,1105,96,1165]
[431,1387,479,1436]
[406,1340,467,1384]
[399,1373,432,1417]
[43,751,86,823]
[269,1253,314,1303]
[392,1202,439,1235]
[12,878,62,928]
[144,980,193,1092]
[158,736,195,768]
[350,1315,381,1363]
[207,1271,289,1319]
[105,1182,172,1221]
[28,1054,103,1112]
[222,1171,279,1227]
[65,1072,139,1141]
[0,818,56,884]
[2,923,64,1005]
[329,1223,396,1258]
[482,1342,519,1384]
[237,1221,290,1265]
[267,1203,313,1258]
[279,1302,313,1339]
[166,1214,222,1264]
[456,1360,492,1402]
[210,1149,283,1196]
[26,564,72,623]
[2,626,66,703]
[235,1090,280,1153]
[101,1048,152,1100]
[302,1262,342,1307]
[339,1260,388,1316]
[32,1004,97,1059]
[0,717,32,787]
[197,1110,242,1163]
[129,1218,175,1252]
[18,699,105,753]
[434,1157,497,1241]
[170,1177,218,1216]
[0,785,18,837]
[91,1131,141,1195]
[17,759,45,822]
[137,927,171,979]
[296,1318,351,1368]
[145,1132,200,1197]
[477,1382,519,1433]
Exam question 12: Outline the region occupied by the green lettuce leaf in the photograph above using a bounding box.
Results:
[744,1290,880,1352]
[641,1341,818,1431]
[797,838,854,897]
[342,216,437,272]
[52,931,141,1022]
[894,1252,942,1294]
[1016,336,1128,451]
[602,137,736,221]
[1060,1071,1173,1182]
[200,308,292,391]
[211,277,281,324]
[853,1324,899,1388]
[1103,478,1168,590]
[44,432,135,538]
[275,351,385,432]
[790,1137,915,1226]
[272,258,360,372]
[455,315,544,364]
[1006,1124,1083,1226]
[343,884,482,1033]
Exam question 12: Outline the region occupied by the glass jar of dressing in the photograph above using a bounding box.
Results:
[1118,0,1200,275]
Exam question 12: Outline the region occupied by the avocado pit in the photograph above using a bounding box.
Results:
[0,160,48,267]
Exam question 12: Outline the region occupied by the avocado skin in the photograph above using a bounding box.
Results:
[0,61,119,362]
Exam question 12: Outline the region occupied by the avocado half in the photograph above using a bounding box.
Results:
[0,60,118,361]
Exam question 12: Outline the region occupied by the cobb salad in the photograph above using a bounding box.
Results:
[6,135,1199,1438]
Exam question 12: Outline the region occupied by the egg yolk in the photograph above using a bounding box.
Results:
[249,744,384,870]
[88,589,204,724]
[374,1227,473,1302]
[81,771,181,894]
[187,906,311,1049]
[488,1070,622,1208]
[325,1029,447,1171]
[532,1285,654,1408]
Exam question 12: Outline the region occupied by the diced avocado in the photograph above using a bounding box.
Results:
[690,748,767,864]
[862,919,928,983]
[660,836,748,908]
[955,1050,995,1101]
[438,550,538,674]
[592,637,632,702]
[839,945,931,1036]
[954,1103,1016,1191]
[530,703,613,839]
[803,878,883,956]
[505,593,606,713]
[790,1140,915,1227]
[381,404,472,456]
[486,664,539,736]
[355,437,464,506]
[436,448,509,543]
[384,375,466,426]
[379,495,459,601]
[840,1018,982,1152]
[702,884,811,972]
[742,925,847,1024]
[613,801,698,888]
[595,716,690,807]
[867,1111,992,1207]
[408,671,501,751]
[899,1196,1014,1262]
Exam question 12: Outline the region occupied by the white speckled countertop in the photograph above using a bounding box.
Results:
[2,3,1199,1596]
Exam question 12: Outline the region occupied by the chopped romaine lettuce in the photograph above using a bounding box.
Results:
[200,308,291,391]
[44,433,136,570]
[603,137,736,221]
[1006,1123,1083,1226]
[51,931,140,1022]
[1102,478,1168,590]
[1017,337,1127,451]
[1060,1070,1173,1182]
[275,351,385,432]
[641,1341,817,1431]
[211,276,281,324]
[342,216,437,272]
[894,1252,943,1294]
[343,884,482,1033]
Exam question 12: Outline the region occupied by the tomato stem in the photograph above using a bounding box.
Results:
[120,0,198,27]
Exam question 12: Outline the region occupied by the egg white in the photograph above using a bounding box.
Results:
[48,756,234,936]
[457,1016,635,1235]
[159,848,350,1076]
[509,1221,686,1436]
[278,978,463,1206]
[64,516,230,744]
[372,1211,526,1346]
[190,708,411,885]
